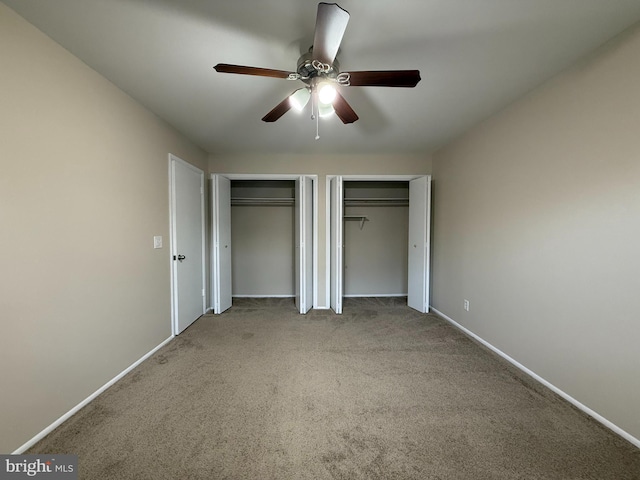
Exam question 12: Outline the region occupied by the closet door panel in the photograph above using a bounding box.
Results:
[213,175,232,314]
[407,176,430,313]
[303,176,314,312]
[295,176,314,314]
[330,176,343,314]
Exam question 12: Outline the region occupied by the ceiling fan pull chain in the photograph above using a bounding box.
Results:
[311,88,320,140]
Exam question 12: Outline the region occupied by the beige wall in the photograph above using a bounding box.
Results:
[0,4,207,453]
[432,24,640,441]
[209,154,432,306]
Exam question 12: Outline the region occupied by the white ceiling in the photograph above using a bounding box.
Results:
[5,0,640,155]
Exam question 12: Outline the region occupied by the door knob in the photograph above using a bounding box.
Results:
[177,254,186,261]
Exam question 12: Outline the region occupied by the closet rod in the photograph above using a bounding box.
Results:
[231,197,294,206]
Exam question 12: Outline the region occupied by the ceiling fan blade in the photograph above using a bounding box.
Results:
[332,91,358,124]
[214,64,292,79]
[312,3,350,65]
[346,70,422,87]
[262,96,293,122]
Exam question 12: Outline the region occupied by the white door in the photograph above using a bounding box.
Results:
[295,176,314,314]
[330,176,343,314]
[212,175,232,314]
[170,156,205,334]
[407,176,431,313]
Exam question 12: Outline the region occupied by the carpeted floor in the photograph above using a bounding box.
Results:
[29,298,640,479]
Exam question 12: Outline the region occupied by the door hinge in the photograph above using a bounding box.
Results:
[202,289,205,297]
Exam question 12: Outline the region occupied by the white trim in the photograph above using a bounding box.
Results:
[430,307,640,449]
[313,177,319,309]
[210,174,221,313]
[325,177,332,310]
[169,157,178,333]
[340,174,427,181]
[199,171,207,318]
[12,336,174,454]
[213,173,310,180]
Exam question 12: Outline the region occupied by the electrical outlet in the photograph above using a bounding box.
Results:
[463,299,470,312]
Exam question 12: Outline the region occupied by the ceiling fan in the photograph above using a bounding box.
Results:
[214,2,421,136]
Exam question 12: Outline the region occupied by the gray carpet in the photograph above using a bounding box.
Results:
[30,298,640,479]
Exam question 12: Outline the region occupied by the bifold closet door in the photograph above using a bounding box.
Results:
[407,176,431,313]
[295,176,314,314]
[212,175,232,314]
[330,176,344,314]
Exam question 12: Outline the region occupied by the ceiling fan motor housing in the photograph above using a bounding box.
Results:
[297,50,340,83]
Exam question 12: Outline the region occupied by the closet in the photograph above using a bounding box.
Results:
[330,175,431,314]
[230,180,299,298]
[211,175,314,315]
[343,181,409,296]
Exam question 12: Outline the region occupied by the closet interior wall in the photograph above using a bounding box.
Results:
[343,181,409,296]
[230,180,296,297]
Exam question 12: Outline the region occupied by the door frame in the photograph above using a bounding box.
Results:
[209,173,319,311]
[326,174,431,313]
[169,154,206,336]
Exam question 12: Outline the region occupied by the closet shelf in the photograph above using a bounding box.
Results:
[344,197,409,207]
[231,197,294,206]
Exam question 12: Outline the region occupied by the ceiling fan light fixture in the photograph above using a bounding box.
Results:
[318,102,335,118]
[318,83,337,105]
[214,3,421,131]
[289,88,311,111]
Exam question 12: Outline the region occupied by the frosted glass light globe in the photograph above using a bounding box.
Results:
[289,88,310,111]
[318,83,337,105]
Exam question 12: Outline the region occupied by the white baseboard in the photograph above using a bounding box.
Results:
[430,307,640,449]
[12,335,174,454]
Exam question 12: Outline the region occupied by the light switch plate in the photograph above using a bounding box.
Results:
[153,236,163,249]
